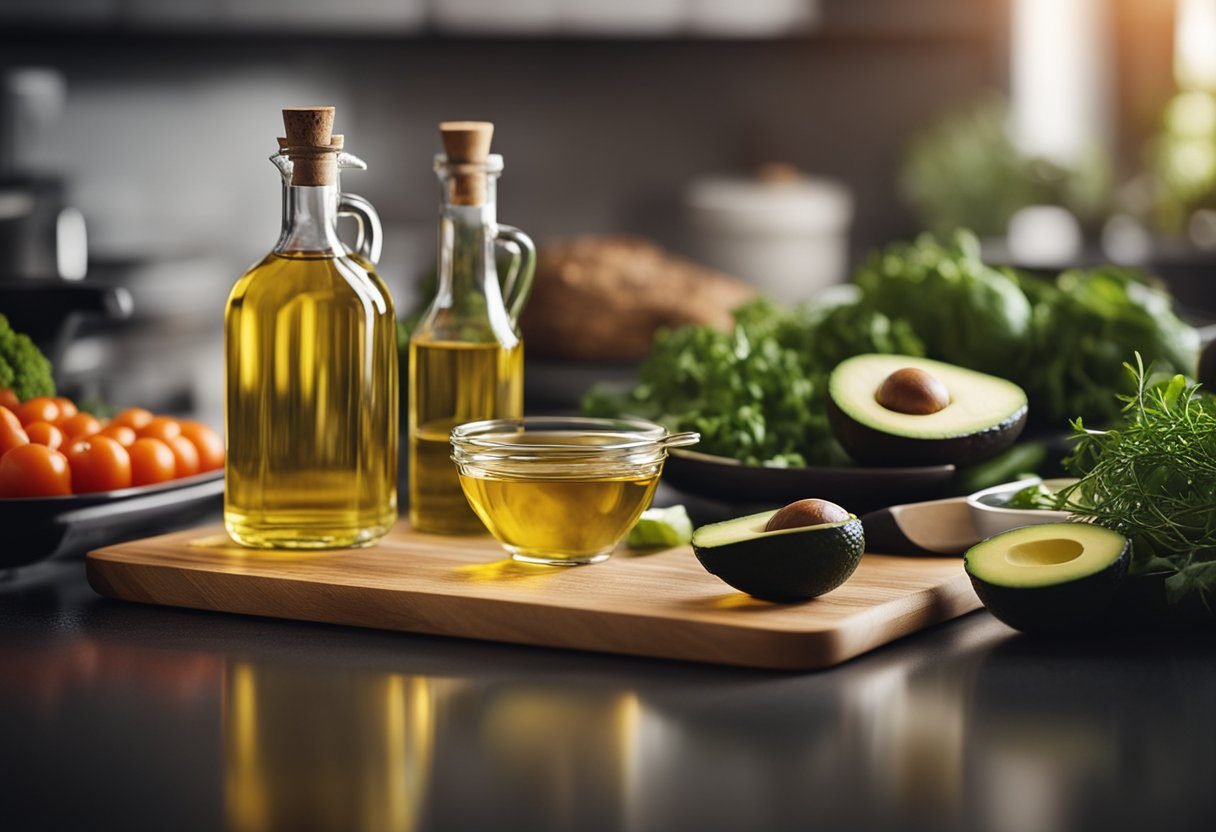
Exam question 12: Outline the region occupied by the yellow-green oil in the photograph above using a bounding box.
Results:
[458,471,659,563]
[225,252,398,548]
[408,339,523,533]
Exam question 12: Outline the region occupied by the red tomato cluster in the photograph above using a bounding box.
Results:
[0,390,224,499]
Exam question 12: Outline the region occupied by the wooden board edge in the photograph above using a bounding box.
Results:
[85,555,820,669]
[813,571,982,666]
[85,553,982,672]
[88,526,221,560]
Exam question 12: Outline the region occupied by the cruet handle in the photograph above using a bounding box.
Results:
[338,192,383,265]
[493,224,536,325]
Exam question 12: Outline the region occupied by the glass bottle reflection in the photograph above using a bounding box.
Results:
[223,663,435,832]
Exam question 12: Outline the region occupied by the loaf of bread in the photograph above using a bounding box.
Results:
[521,236,756,361]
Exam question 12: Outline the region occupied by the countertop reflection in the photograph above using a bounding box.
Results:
[1,560,1214,832]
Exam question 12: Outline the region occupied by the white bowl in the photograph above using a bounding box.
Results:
[966,477,1076,540]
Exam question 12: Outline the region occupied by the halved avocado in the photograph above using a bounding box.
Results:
[964,523,1130,634]
[827,354,1028,466]
[692,510,865,602]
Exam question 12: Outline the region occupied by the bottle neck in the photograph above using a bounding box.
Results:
[427,168,517,344]
[436,173,499,297]
[276,183,344,255]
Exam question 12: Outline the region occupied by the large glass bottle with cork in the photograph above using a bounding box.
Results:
[225,106,398,548]
[409,121,534,534]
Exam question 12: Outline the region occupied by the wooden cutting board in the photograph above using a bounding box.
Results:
[86,522,980,671]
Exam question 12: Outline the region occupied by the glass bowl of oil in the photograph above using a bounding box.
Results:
[450,417,699,566]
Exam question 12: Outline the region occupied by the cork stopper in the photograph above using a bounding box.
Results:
[282,106,337,186]
[277,135,344,151]
[440,120,494,205]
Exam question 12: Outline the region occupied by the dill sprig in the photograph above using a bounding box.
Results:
[1060,354,1216,613]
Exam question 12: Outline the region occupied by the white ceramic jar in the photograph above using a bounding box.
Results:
[685,168,853,304]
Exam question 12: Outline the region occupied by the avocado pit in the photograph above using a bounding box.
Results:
[875,367,950,415]
[765,498,850,532]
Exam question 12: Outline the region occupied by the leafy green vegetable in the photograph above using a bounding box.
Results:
[853,230,1032,376]
[627,505,693,549]
[1005,482,1062,511]
[1015,266,1199,425]
[584,297,922,466]
[1059,357,1216,616]
[0,313,54,401]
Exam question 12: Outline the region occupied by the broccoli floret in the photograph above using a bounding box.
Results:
[0,313,55,401]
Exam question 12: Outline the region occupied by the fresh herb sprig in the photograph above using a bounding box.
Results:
[1059,355,1216,613]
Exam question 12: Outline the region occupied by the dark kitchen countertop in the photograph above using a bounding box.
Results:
[2,549,1215,832]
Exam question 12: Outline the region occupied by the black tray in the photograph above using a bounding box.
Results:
[1,471,222,570]
[662,449,956,515]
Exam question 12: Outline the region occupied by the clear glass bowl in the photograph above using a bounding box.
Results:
[450,417,699,565]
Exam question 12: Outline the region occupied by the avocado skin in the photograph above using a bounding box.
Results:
[827,397,1028,467]
[967,539,1130,634]
[693,518,865,602]
[1200,340,1216,391]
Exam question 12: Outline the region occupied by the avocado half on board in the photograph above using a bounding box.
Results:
[692,502,865,602]
[964,523,1130,634]
[827,354,1028,466]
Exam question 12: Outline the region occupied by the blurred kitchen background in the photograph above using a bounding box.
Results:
[0,0,1213,425]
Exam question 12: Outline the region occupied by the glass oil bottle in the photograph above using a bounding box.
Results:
[409,121,535,534]
[225,106,398,548]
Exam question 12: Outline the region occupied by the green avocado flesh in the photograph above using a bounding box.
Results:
[965,523,1130,633]
[692,510,865,602]
[828,354,1028,466]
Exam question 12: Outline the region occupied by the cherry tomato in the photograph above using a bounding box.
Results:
[112,407,155,431]
[98,424,137,448]
[0,443,72,497]
[0,388,19,411]
[15,397,60,427]
[65,436,132,493]
[129,438,177,486]
[178,420,225,472]
[52,398,78,423]
[59,412,102,440]
[24,421,64,450]
[138,416,182,444]
[166,435,200,478]
[0,406,30,457]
